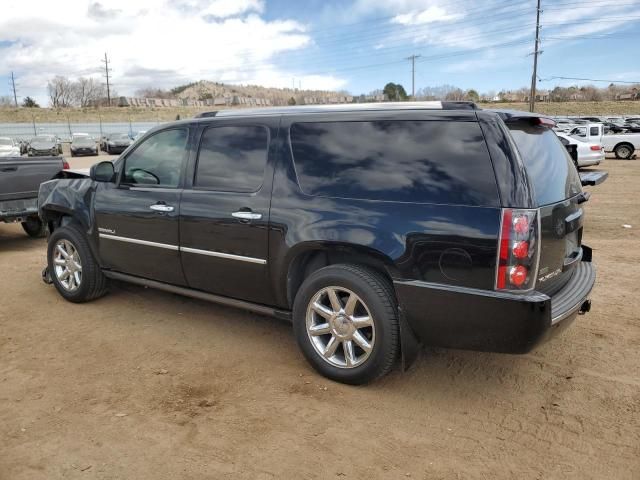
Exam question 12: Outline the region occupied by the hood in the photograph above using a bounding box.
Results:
[30,140,56,149]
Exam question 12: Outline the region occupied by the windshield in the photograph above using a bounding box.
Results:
[74,137,94,145]
[508,123,582,206]
[0,138,12,146]
[32,136,53,142]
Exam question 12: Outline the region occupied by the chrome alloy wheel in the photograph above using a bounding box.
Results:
[306,286,375,368]
[53,239,82,292]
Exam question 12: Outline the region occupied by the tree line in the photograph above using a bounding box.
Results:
[46,76,115,108]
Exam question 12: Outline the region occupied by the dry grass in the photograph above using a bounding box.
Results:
[0,101,639,123]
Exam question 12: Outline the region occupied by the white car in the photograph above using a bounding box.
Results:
[0,137,21,157]
[557,132,604,167]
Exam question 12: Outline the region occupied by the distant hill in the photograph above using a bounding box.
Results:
[172,80,353,107]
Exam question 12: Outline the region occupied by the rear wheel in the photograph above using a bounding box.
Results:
[293,264,399,384]
[21,217,47,238]
[614,143,635,160]
[47,224,108,303]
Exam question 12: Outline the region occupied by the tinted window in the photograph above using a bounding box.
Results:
[122,128,187,187]
[195,125,268,192]
[590,126,600,136]
[508,125,582,206]
[289,121,498,206]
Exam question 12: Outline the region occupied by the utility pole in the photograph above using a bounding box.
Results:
[10,72,18,107]
[529,0,542,112]
[101,53,112,106]
[406,54,421,99]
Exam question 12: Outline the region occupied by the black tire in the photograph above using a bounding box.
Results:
[614,143,635,160]
[292,264,399,385]
[47,223,108,303]
[21,217,47,238]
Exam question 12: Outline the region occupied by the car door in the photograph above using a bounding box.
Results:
[94,127,191,285]
[179,119,278,305]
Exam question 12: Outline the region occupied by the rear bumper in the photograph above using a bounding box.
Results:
[394,259,595,354]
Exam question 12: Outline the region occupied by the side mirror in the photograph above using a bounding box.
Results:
[90,161,115,182]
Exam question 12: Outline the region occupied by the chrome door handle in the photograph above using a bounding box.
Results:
[150,204,174,212]
[232,211,262,220]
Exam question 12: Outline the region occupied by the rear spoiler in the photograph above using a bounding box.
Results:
[490,110,556,127]
[579,170,608,187]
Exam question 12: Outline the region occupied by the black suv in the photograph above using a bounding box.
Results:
[39,102,595,384]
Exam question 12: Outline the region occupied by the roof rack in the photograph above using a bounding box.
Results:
[192,101,478,119]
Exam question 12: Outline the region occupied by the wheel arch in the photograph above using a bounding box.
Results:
[284,242,399,309]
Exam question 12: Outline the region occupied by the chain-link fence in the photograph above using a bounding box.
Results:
[0,121,163,142]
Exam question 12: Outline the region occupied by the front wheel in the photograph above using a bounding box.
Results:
[21,217,47,238]
[293,264,399,385]
[47,224,108,303]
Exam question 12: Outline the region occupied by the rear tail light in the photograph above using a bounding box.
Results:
[590,145,602,151]
[495,208,540,291]
[62,160,70,170]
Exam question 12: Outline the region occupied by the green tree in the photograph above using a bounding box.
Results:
[287,97,297,105]
[465,89,480,102]
[383,82,408,101]
[22,96,40,108]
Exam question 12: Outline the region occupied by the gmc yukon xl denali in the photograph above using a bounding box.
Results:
[38,102,596,384]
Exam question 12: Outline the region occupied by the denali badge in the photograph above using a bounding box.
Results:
[538,268,562,283]
[98,227,116,234]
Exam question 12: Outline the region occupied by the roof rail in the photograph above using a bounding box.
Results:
[191,101,478,119]
[193,111,218,118]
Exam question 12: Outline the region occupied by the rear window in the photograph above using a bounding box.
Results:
[507,124,582,206]
[289,120,498,206]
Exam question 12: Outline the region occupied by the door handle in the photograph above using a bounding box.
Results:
[150,203,174,212]
[232,211,262,220]
[1,166,18,172]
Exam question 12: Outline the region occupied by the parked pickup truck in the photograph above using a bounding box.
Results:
[569,123,639,159]
[1,156,69,237]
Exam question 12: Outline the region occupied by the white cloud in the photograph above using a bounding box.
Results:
[0,0,344,104]
[391,6,461,26]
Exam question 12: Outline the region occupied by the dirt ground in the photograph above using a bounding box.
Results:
[1,159,639,480]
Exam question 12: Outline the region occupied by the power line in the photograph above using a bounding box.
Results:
[544,76,640,84]
[529,0,542,112]
[101,53,112,106]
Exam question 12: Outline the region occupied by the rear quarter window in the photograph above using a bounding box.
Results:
[289,120,498,206]
[507,124,582,206]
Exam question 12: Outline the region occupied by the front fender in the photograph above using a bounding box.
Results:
[38,178,100,260]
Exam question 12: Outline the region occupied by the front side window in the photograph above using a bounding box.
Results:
[289,120,498,206]
[122,129,188,187]
[195,125,268,192]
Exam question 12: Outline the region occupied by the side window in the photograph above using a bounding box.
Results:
[195,125,268,192]
[289,120,498,206]
[589,126,600,136]
[122,128,188,187]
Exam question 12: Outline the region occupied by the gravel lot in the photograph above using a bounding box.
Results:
[1,158,639,479]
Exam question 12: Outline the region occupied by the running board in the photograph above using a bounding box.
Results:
[102,270,292,321]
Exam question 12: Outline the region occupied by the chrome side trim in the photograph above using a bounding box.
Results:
[98,233,267,264]
[98,233,179,251]
[180,246,266,265]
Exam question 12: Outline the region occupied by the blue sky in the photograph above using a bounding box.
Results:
[1,0,639,106]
